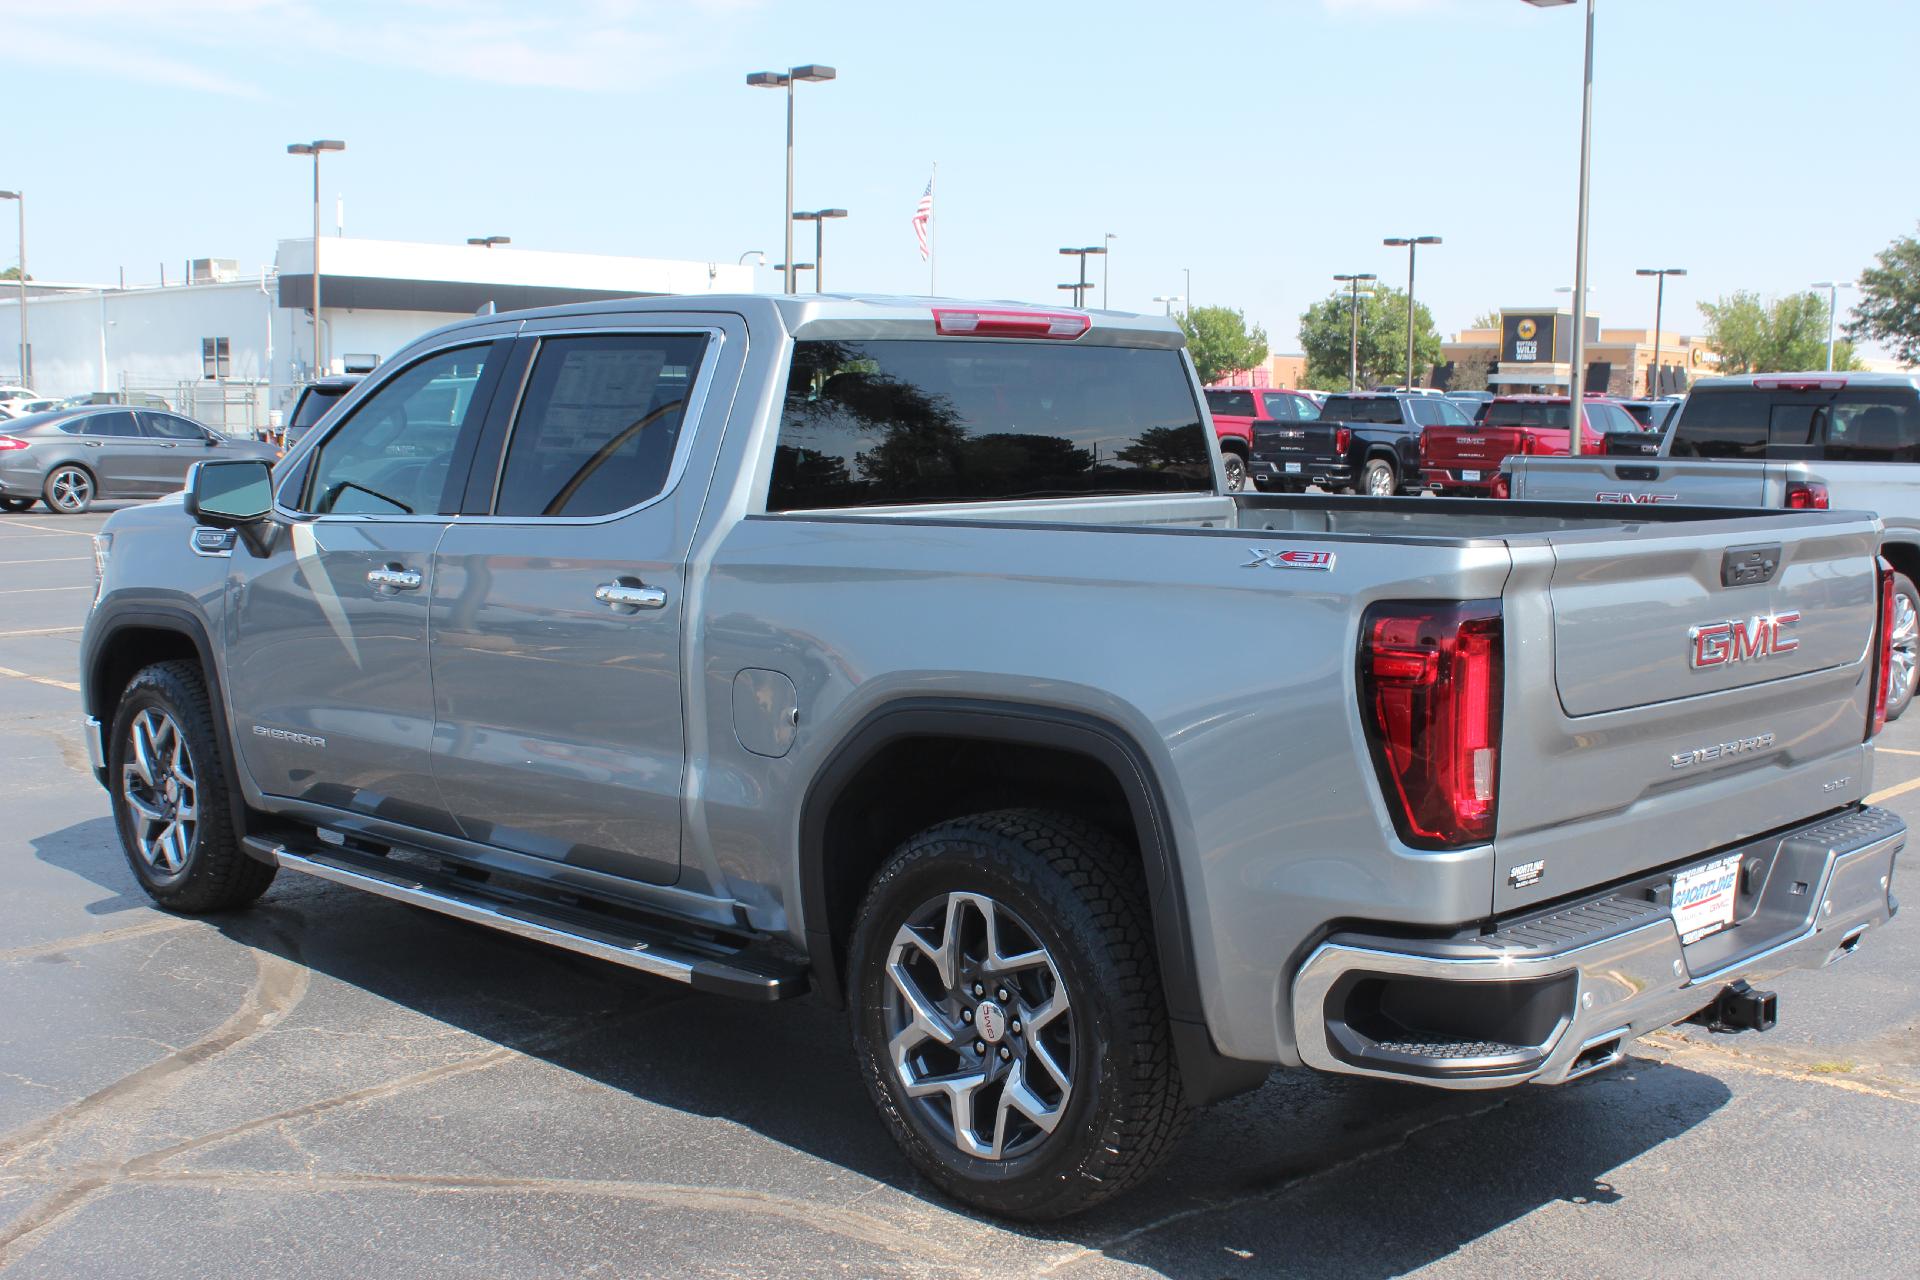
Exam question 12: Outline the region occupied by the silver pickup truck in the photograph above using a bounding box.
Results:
[1509,373,1920,719]
[80,297,1906,1219]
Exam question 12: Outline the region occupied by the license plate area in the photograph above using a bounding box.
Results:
[1672,854,1741,944]
[1461,469,1481,482]
[1284,462,1302,474]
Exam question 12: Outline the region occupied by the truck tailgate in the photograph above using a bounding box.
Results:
[1493,509,1882,912]
[1507,456,1813,506]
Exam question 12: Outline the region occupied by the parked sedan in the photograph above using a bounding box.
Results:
[0,406,278,514]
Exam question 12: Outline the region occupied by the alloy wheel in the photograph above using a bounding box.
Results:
[48,467,93,513]
[1366,462,1396,496]
[121,708,198,875]
[883,890,1074,1161]
[1222,454,1247,493]
[1891,588,1919,709]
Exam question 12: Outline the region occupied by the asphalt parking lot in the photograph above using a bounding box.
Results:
[2,505,1916,1279]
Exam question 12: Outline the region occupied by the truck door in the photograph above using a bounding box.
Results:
[222,338,511,829]
[427,319,742,885]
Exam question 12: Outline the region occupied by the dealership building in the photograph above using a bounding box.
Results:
[0,238,756,432]
[1440,307,1717,398]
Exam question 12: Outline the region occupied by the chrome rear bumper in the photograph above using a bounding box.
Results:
[1290,806,1903,1089]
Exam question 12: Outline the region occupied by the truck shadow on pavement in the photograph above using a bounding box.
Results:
[32,818,1733,1278]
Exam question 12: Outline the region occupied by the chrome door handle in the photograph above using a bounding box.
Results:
[366,565,423,592]
[595,581,667,613]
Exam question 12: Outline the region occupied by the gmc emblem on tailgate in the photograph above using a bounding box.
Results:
[1689,612,1801,669]
[1596,491,1677,504]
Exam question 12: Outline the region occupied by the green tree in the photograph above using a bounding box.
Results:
[1448,348,1494,392]
[1469,310,1501,332]
[1298,286,1442,390]
[1846,224,1920,368]
[0,266,27,281]
[1700,290,1862,374]
[1176,305,1268,385]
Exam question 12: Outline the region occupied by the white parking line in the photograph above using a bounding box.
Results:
[0,585,89,595]
[1875,747,1920,757]
[0,520,94,537]
[0,626,83,639]
[0,664,80,692]
[0,556,89,565]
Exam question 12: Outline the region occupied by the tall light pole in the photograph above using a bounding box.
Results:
[746,64,836,294]
[792,209,847,293]
[1383,235,1441,390]
[1524,0,1593,450]
[1334,272,1378,392]
[1102,232,1116,309]
[1059,246,1106,307]
[0,191,22,385]
[1151,294,1183,317]
[1636,267,1686,395]
[287,140,345,380]
[1810,279,1855,371]
[466,235,511,249]
[1183,267,1191,313]
[773,262,815,289]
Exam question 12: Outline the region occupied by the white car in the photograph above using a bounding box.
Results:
[0,396,58,420]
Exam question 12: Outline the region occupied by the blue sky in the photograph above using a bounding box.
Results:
[6,0,1918,353]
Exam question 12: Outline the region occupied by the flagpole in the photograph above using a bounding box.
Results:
[928,162,938,296]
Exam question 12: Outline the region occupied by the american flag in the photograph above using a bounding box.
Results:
[911,177,933,260]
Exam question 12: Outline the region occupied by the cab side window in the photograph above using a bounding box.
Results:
[301,345,493,516]
[492,333,710,518]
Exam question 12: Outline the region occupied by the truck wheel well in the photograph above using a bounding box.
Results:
[813,734,1137,966]
[90,626,201,725]
[1218,439,1249,459]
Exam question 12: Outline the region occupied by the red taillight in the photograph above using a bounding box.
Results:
[932,308,1089,340]
[1491,474,1511,499]
[1335,426,1352,454]
[1785,481,1829,510]
[1870,556,1896,739]
[0,436,27,451]
[1359,600,1503,848]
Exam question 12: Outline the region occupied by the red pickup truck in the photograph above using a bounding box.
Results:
[1204,387,1320,492]
[1421,395,1647,497]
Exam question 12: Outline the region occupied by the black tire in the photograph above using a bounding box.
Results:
[1361,457,1397,497]
[1887,572,1918,723]
[108,660,275,913]
[847,809,1188,1220]
[0,496,32,512]
[1220,451,1248,493]
[42,464,95,514]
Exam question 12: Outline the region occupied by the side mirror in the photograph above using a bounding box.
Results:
[203,434,221,447]
[185,459,273,525]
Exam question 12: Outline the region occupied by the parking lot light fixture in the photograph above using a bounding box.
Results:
[1151,294,1183,317]
[287,140,345,380]
[747,65,837,293]
[1059,246,1106,308]
[792,209,848,293]
[1383,237,1440,392]
[466,236,510,249]
[1636,267,1686,395]
[1810,279,1855,371]
[0,191,22,384]
[1334,272,1378,392]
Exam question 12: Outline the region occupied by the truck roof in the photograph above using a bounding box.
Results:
[1690,370,1920,391]
[399,293,1187,351]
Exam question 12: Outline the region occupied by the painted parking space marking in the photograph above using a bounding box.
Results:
[0,518,98,537]
[1866,774,1920,805]
[0,585,90,595]
[0,626,83,639]
[1875,747,1920,757]
[0,665,81,692]
[0,556,90,566]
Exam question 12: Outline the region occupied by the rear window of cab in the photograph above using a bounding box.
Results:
[770,339,1211,511]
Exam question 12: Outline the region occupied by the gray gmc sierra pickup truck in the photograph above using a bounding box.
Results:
[80,296,1906,1218]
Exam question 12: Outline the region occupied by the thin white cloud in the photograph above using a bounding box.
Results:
[0,0,764,95]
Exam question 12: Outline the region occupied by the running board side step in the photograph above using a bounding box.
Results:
[245,836,808,1001]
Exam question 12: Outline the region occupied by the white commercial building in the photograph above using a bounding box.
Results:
[0,238,757,432]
